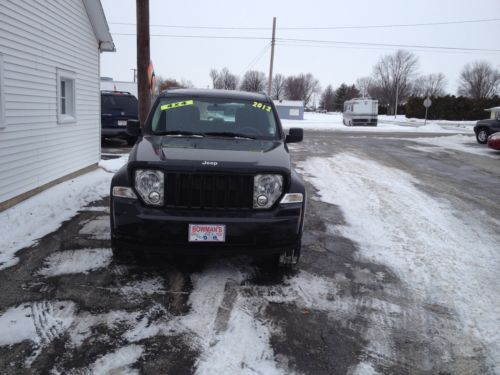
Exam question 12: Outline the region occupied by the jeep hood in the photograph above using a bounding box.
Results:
[128,136,291,173]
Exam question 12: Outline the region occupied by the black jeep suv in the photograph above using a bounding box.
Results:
[473,112,500,144]
[101,91,139,145]
[110,89,306,268]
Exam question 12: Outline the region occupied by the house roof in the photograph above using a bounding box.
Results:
[82,0,115,52]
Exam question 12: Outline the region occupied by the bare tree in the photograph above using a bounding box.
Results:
[158,78,183,92]
[179,79,194,88]
[271,74,286,100]
[210,67,239,90]
[284,73,321,106]
[458,61,500,99]
[412,73,447,97]
[372,49,419,114]
[356,77,373,98]
[157,77,194,92]
[240,70,266,92]
[209,69,219,89]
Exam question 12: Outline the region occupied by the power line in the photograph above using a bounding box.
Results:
[112,33,269,40]
[108,18,500,31]
[111,32,500,54]
[275,42,500,56]
[277,38,500,53]
[241,43,271,74]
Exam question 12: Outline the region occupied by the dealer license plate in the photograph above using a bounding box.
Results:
[117,120,127,126]
[188,224,226,242]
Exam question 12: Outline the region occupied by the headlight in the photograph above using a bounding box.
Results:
[135,169,164,206]
[253,174,283,209]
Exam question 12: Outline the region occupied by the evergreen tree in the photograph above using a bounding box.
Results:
[320,85,335,111]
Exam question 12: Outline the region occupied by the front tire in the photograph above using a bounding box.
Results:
[476,128,489,144]
[111,238,134,263]
[126,136,138,146]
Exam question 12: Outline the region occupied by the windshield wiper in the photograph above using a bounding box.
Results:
[156,130,205,138]
[204,132,255,140]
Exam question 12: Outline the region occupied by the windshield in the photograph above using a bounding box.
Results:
[150,97,279,140]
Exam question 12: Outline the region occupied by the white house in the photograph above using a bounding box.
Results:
[0,0,114,211]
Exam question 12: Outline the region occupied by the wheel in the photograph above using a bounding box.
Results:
[276,243,301,270]
[476,128,488,144]
[126,136,138,146]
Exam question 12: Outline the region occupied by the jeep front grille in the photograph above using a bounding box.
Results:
[164,172,254,210]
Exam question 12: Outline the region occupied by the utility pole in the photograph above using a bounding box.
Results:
[136,0,150,126]
[131,68,137,82]
[267,17,276,96]
[394,80,399,118]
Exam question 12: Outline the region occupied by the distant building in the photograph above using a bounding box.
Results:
[0,0,114,211]
[100,78,138,98]
[485,106,500,119]
[273,100,304,120]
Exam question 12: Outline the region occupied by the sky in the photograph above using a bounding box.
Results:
[100,0,500,96]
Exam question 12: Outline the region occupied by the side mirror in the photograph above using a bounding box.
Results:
[285,128,303,143]
[126,119,141,136]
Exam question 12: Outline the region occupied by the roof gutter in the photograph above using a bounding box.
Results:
[82,0,115,52]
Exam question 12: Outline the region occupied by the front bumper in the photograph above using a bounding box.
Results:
[111,197,304,255]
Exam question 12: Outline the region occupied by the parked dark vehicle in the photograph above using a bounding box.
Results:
[473,112,500,144]
[110,89,306,268]
[101,91,138,145]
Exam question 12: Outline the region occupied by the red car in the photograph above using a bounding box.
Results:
[487,132,500,150]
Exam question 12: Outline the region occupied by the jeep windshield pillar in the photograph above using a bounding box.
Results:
[110,89,306,268]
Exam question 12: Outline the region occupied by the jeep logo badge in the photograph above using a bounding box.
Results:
[202,161,218,166]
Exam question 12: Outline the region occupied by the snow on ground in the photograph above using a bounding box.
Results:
[0,301,76,365]
[79,215,111,240]
[406,134,500,159]
[36,249,112,277]
[281,112,473,134]
[297,153,500,371]
[0,156,127,271]
[84,344,143,375]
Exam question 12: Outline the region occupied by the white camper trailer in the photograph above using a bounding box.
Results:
[343,98,378,126]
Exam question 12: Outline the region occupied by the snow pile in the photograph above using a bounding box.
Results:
[298,153,500,371]
[0,156,128,271]
[188,266,283,375]
[99,154,129,173]
[36,249,112,277]
[281,112,472,134]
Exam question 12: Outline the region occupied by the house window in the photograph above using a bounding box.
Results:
[0,54,5,128]
[56,68,76,123]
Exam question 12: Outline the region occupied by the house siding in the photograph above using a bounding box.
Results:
[0,0,101,204]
